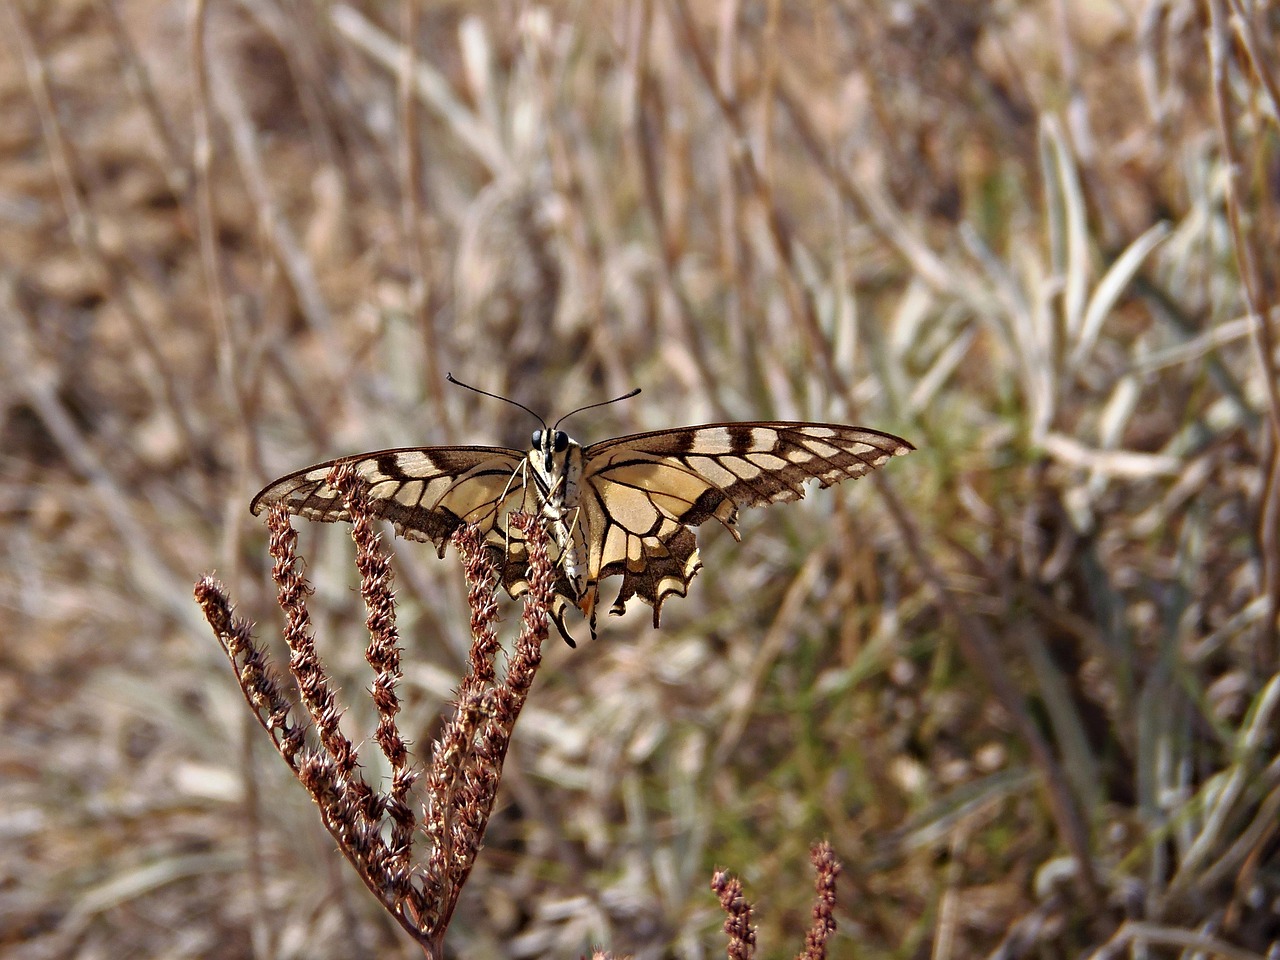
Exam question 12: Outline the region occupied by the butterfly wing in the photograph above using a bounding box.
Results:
[249,446,532,558]
[252,445,590,642]
[577,422,914,625]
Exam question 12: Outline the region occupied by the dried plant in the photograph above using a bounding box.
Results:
[710,869,758,960]
[195,463,555,958]
[711,841,843,960]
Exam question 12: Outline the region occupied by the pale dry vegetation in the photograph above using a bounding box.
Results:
[1,1,1278,959]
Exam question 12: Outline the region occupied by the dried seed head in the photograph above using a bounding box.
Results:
[712,870,757,960]
[798,841,841,960]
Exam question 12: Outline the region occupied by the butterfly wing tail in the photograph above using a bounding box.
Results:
[550,598,579,648]
[606,528,702,628]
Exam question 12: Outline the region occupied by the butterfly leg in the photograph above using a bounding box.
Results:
[539,472,565,520]
[497,461,530,562]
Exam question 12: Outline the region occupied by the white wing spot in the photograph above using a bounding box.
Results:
[400,459,439,479]
[368,479,402,500]
[688,427,734,454]
[802,439,841,458]
[726,458,762,480]
[686,456,739,489]
[747,452,787,470]
[395,480,425,506]
[803,427,838,438]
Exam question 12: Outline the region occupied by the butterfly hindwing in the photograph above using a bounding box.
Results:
[577,422,913,625]
[249,446,531,557]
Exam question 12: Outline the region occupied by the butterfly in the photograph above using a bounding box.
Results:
[251,375,914,645]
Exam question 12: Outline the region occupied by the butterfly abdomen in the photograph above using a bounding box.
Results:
[528,438,591,595]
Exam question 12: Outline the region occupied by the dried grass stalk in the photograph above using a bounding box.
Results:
[195,480,555,958]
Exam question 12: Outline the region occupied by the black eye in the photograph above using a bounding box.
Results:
[554,431,569,452]
[531,430,542,448]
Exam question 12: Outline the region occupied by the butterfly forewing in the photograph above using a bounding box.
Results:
[249,446,531,555]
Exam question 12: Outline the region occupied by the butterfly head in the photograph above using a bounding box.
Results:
[445,372,638,510]
[530,428,572,474]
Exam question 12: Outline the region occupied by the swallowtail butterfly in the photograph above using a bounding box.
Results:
[251,376,913,645]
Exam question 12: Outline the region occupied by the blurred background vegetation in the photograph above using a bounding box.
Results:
[2,1,1278,958]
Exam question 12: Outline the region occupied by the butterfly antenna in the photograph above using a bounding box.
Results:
[446,373,547,430]
[553,387,642,431]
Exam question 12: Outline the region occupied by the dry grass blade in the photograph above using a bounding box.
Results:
[1207,0,1280,663]
[330,4,507,176]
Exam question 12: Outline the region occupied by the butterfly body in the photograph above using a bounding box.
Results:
[526,427,592,619]
[251,417,913,645]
